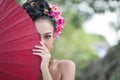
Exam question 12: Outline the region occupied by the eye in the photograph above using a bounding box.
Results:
[44,35,51,39]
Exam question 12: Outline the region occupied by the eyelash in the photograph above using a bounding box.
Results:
[44,35,51,39]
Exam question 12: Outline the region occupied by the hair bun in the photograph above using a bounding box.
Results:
[23,0,51,21]
[36,2,47,11]
[33,0,45,2]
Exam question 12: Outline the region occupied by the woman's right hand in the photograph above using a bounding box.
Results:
[33,42,53,80]
[33,42,51,70]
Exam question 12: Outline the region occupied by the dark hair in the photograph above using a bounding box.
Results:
[23,0,56,32]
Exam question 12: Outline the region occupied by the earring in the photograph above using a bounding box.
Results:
[50,48,53,52]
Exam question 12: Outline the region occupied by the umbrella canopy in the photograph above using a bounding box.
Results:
[0,0,41,80]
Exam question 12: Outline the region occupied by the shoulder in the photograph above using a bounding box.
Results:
[56,60,76,80]
[57,60,76,73]
[58,60,75,69]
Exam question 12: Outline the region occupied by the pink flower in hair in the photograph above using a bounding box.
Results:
[48,4,65,38]
[49,11,60,18]
[56,18,64,26]
[54,25,63,38]
[51,4,58,11]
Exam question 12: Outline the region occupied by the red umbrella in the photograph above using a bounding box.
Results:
[0,0,41,80]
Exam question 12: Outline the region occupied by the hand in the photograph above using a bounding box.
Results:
[33,42,51,70]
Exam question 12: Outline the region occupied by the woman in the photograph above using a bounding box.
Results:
[23,0,76,80]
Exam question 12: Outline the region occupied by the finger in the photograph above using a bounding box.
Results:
[32,49,43,53]
[33,49,41,52]
[33,49,48,55]
[40,42,49,53]
[34,46,49,54]
[40,42,46,48]
[34,45,44,50]
[33,52,43,57]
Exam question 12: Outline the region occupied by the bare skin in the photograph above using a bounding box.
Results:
[33,19,76,80]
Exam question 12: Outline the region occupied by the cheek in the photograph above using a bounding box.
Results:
[45,38,54,50]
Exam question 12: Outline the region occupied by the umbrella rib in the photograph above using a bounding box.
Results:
[0,48,34,53]
[0,16,29,34]
[0,48,33,53]
[0,4,19,22]
[0,69,26,80]
[0,62,36,66]
[0,32,37,44]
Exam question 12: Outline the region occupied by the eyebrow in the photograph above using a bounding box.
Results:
[44,32,52,34]
[44,32,52,35]
[38,32,52,35]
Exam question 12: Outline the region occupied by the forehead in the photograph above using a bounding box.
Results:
[35,19,54,34]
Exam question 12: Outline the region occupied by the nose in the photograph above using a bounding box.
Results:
[41,37,45,44]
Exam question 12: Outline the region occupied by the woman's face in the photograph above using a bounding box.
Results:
[35,19,55,52]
